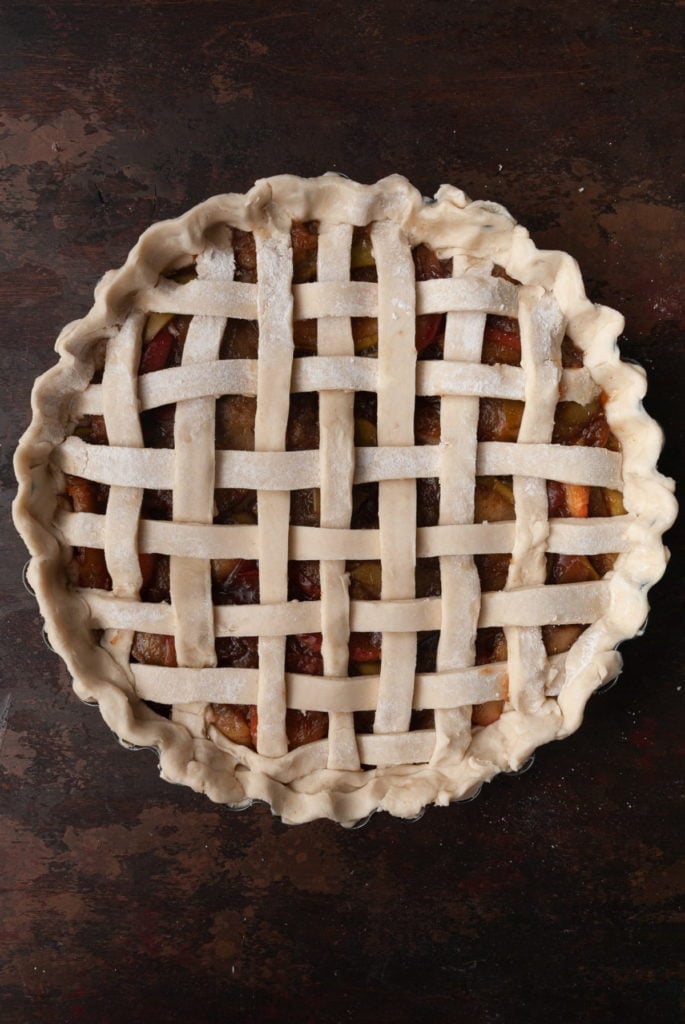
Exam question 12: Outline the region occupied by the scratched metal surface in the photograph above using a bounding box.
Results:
[1,3,682,1022]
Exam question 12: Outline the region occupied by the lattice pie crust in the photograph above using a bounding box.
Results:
[13,175,676,825]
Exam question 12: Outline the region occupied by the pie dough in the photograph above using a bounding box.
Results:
[13,174,676,825]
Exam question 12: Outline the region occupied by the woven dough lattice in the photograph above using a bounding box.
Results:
[16,175,675,824]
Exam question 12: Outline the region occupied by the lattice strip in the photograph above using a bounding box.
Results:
[432,257,489,762]
[372,221,418,735]
[169,240,233,668]
[55,436,623,491]
[101,311,145,599]
[253,231,294,757]
[130,648,573,719]
[317,222,359,771]
[136,275,519,323]
[99,311,146,681]
[73,362,599,416]
[84,578,612,639]
[59,509,631,563]
[505,290,565,713]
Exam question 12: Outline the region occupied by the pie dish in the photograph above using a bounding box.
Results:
[13,173,676,825]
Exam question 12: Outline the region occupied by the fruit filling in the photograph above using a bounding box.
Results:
[65,226,623,751]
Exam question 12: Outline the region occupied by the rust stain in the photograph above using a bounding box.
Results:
[0,723,37,780]
[0,111,113,170]
[0,825,53,889]
[231,825,352,894]
[58,806,220,881]
[0,691,12,754]
[0,166,40,213]
[203,907,243,960]
[209,72,254,105]
[0,828,55,967]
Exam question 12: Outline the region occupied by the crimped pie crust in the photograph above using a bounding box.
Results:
[13,174,676,825]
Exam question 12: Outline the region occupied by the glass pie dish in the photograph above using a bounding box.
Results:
[13,174,676,825]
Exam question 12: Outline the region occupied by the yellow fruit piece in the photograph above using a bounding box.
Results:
[350,236,375,269]
[352,317,379,353]
[349,560,382,598]
[355,418,377,446]
[356,660,381,676]
[556,399,598,431]
[171,267,197,284]
[604,488,626,516]
[231,511,257,525]
[144,312,174,341]
[472,700,504,727]
[475,477,515,523]
[564,483,590,518]
[492,478,514,504]
[211,559,240,584]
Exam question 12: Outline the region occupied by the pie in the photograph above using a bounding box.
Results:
[13,174,676,825]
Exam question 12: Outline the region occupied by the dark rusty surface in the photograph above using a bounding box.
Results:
[1,2,683,1022]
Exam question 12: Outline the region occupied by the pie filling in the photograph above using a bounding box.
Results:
[64,221,623,756]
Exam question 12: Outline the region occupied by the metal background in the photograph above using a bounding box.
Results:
[1,2,682,1022]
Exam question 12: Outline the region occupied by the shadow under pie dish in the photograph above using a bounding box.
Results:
[13,173,676,825]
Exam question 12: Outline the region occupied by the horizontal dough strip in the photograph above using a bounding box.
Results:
[209,729,444,775]
[294,276,518,319]
[137,279,258,320]
[56,436,623,490]
[73,361,598,415]
[59,510,631,561]
[131,651,567,713]
[135,275,519,323]
[212,727,440,771]
[82,579,610,636]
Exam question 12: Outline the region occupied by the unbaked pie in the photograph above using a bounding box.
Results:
[13,174,676,824]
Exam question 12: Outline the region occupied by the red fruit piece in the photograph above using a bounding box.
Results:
[140,325,175,374]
